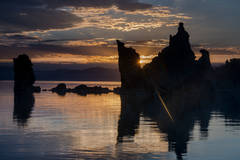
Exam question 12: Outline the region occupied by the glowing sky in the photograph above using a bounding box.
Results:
[0,0,240,67]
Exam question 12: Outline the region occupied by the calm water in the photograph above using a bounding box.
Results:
[0,81,240,160]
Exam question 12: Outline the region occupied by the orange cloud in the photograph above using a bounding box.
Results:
[70,6,191,31]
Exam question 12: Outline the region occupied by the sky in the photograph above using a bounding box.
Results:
[0,0,240,69]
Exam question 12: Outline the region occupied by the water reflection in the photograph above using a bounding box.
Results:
[13,89,35,126]
[1,81,240,160]
[117,85,240,159]
[117,94,141,143]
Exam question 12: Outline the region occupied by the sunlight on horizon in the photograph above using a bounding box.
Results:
[1,52,240,66]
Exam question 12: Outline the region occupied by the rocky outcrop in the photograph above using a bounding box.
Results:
[116,40,145,89]
[215,58,240,88]
[51,84,111,96]
[51,83,67,95]
[13,54,40,92]
[71,84,110,95]
[13,54,35,89]
[117,23,213,92]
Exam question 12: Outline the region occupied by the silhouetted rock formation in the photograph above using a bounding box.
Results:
[144,23,213,90]
[51,83,111,96]
[197,49,212,70]
[115,22,240,160]
[117,40,145,89]
[71,84,110,95]
[166,22,195,70]
[117,23,213,94]
[51,83,67,96]
[13,54,40,92]
[215,58,240,88]
[33,86,41,93]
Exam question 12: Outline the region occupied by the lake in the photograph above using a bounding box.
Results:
[0,81,240,160]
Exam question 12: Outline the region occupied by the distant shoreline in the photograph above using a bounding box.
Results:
[0,80,121,82]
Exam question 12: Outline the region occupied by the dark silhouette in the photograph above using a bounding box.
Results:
[51,83,67,96]
[51,83,111,96]
[117,23,213,94]
[117,94,141,143]
[117,40,145,89]
[215,58,240,88]
[117,84,216,160]
[13,88,35,127]
[116,80,240,159]
[13,54,41,92]
[13,54,35,91]
[13,54,38,126]
[116,23,240,160]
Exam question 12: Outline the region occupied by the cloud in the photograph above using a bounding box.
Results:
[45,0,152,11]
[70,6,191,32]
[0,7,82,33]
[0,0,239,67]
[0,34,40,46]
[0,0,153,33]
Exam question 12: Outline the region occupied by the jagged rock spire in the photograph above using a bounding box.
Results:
[116,40,144,89]
[166,22,196,69]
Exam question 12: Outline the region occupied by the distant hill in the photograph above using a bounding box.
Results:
[0,66,120,81]
[0,62,222,81]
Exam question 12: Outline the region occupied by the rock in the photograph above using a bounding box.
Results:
[196,49,212,71]
[168,22,195,67]
[116,40,145,89]
[143,23,196,80]
[13,54,36,92]
[33,86,41,93]
[51,83,67,95]
[115,22,216,100]
[72,85,111,95]
[215,58,240,88]
[113,87,122,94]
[51,84,111,96]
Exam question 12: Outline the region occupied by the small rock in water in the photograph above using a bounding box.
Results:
[51,83,67,95]
[51,83,111,96]
[33,86,41,93]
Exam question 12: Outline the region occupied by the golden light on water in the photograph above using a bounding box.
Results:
[31,87,170,154]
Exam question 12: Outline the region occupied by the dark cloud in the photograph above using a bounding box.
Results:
[0,8,82,33]
[0,0,152,33]
[4,35,39,40]
[0,43,116,59]
[43,0,152,11]
[114,0,152,11]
